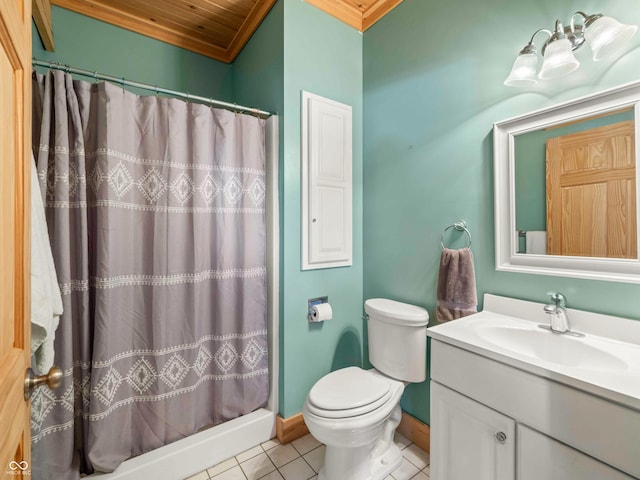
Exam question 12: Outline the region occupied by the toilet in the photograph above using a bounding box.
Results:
[302,298,429,480]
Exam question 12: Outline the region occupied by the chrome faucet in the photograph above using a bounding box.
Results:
[543,291,571,334]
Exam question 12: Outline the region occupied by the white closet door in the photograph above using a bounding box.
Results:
[301,91,352,270]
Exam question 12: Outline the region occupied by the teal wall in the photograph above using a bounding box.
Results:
[278,0,364,418]
[363,0,640,425]
[233,0,363,418]
[233,2,284,117]
[233,2,287,410]
[236,0,365,418]
[33,6,233,99]
[236,0,364,419]
[515,109,634,233]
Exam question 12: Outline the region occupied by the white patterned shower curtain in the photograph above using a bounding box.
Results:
[30,70,269,479]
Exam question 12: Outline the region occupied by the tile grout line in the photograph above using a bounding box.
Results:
[296,443,323,478]
[269,442,323,477]
[299,453,318,478]
[265,447,318,479]
[254,442,280,480]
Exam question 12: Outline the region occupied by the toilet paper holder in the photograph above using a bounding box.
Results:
[308,296,329,323]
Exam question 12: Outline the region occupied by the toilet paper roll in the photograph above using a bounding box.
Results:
[310,303,333,322]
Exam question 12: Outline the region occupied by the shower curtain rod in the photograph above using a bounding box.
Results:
[32,59,275,117]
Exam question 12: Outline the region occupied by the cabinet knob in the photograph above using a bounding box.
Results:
[495,431,507,444]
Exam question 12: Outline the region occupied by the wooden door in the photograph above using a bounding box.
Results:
[546,121,637,258]
[430,382,515,480]
[0,0,32,478]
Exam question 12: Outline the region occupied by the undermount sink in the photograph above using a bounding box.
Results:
[475,324,628,370]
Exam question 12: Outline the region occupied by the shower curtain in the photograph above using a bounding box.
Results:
[30,70,269,480]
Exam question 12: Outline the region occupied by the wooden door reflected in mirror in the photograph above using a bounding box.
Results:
[546,119,637,258]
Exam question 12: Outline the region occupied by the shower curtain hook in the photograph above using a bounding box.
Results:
[154,85,159,96]
[93,71,98,84]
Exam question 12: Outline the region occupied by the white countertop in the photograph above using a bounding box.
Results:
[427,294,640,412]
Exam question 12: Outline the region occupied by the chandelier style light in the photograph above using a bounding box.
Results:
[504,12,637,87]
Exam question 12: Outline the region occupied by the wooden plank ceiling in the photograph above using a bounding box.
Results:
[47,0,404,63]
[305,0,404,31]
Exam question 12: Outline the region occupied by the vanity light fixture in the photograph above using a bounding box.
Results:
[504,12,637,87]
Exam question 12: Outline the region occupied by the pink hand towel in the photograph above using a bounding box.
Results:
[436,247,477,322]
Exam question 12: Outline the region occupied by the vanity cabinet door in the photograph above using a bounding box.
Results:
[431,382,515,480]
[518,425,636,480]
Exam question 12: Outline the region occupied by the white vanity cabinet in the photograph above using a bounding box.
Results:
[517,425,634,480]
[430,339,639,480]
[431,382,515,480]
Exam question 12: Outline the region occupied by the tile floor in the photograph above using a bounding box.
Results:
[185,432,430,480]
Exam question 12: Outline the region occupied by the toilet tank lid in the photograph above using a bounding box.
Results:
[365,298,429,326]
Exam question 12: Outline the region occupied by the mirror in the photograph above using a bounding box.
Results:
[494,81,640,283]
[515,107,636,258]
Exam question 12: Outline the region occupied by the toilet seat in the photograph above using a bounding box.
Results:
[306,367,393,419]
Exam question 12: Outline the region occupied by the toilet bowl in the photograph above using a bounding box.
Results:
[303,299,429,480]
[303,367,406,480]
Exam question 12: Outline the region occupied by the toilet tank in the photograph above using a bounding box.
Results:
[365,298,429,382]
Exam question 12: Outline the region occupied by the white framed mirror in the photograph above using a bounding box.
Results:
[494,81,640,283]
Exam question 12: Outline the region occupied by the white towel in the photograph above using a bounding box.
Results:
[30,153,63,373]
[525,231,547,255]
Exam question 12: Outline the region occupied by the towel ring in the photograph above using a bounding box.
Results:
[440,221,472,250]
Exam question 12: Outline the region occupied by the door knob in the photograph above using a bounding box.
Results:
[24,366,63,400]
